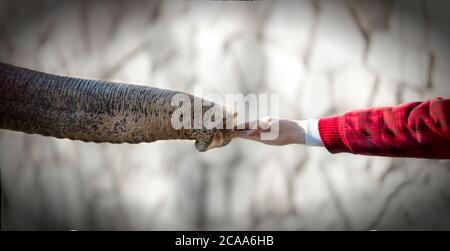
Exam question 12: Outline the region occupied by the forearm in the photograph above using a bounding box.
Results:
[317,98,450,159]
[294,98,450,159]
[292,119,323,146]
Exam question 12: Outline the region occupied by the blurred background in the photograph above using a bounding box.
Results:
[1,0,450,230]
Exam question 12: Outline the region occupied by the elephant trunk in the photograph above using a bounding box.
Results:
[0,62,234,152]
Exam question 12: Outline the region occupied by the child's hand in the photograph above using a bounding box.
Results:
[233,116,307,146]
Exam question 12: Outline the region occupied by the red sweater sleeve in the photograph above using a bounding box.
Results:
[318,97,450,159]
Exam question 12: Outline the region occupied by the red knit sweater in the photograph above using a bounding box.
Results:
[318,97,450,159]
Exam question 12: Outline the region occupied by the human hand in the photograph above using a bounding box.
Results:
[232,116,307,146]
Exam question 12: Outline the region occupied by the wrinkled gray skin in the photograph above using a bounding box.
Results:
[0,62,235,152]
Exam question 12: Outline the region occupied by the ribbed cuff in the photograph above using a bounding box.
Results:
[318,115,351,154]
